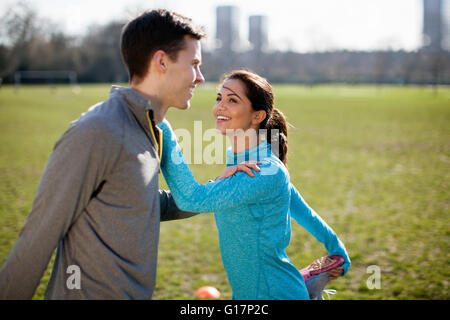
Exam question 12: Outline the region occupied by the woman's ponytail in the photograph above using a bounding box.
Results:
[265,108,288,167]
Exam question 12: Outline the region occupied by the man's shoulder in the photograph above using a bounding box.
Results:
[71,95,128,137]
[55,97,129,151]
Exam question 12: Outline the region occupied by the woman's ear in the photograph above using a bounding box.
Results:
[252,110,267,125]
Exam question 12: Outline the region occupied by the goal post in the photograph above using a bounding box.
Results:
[14,70,78,91]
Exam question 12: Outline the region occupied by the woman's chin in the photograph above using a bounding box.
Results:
[216,123,241,137]
[215,126,226,135]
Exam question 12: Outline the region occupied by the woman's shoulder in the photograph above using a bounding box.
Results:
[235,155,290,191]
[261,155,289,178]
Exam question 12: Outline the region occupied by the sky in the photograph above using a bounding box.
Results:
[0,0,425,52]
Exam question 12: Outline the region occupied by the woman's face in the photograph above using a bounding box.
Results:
[213,79,260,135]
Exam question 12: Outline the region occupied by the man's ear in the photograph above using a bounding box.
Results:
[252,110,267,125]
[151,50,168,74]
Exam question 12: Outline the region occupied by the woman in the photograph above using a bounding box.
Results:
[158,70,350,300]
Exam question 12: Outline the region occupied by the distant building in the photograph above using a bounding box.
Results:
[443,0,450,50]
[422,0,450,51]
[216,5,240,53]
[249,15,268,53]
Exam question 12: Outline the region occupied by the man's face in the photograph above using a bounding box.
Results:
[164,36,204,110]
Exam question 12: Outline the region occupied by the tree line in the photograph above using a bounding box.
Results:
[0,2,128,84]
[1,2,449,85]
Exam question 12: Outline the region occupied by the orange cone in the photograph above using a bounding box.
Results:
[195,286,221,299]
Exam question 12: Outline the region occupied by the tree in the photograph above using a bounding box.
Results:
[0,1,39,79]
[77,22,128,83]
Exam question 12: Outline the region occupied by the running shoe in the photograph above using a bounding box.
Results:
[301,255,344,300]
[300,255,344,282]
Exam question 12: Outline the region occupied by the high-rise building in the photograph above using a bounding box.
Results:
[249,15,268,53]
[422,0,450,51]
[442,0,450,50]
[216,5,240,52]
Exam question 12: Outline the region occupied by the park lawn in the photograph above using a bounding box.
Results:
[0,83,448,300]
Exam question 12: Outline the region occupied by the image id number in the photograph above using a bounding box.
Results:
[224,304,269,315]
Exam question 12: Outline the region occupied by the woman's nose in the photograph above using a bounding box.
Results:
[216,99,226,110]
[213,99,225,115]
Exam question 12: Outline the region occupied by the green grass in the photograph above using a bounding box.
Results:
[0,83,449,300]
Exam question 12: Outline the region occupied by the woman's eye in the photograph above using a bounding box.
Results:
[230,98,237,103]
[216,96,221,101]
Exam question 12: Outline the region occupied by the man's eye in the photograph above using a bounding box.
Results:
[216,97,221,101]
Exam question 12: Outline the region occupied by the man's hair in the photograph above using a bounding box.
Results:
[120,9,206,82]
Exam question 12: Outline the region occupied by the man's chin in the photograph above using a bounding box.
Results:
[172,102,190,110]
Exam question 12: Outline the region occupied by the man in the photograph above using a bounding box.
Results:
[0,9,206,299]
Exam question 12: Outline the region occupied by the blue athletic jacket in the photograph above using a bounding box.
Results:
[158,119,350,300]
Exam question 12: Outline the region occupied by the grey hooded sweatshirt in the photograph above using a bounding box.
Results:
[0,86,196,299]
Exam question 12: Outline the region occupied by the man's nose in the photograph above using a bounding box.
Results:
[195,67,205,84]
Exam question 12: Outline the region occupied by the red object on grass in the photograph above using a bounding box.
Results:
[195,286,221,299]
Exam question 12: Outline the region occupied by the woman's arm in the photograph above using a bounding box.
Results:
[289,183,351,275]
[158,119,285,213]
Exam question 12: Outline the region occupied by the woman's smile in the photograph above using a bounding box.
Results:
[216,114,231,122]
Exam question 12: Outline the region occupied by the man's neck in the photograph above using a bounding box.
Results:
[130,81,168,124]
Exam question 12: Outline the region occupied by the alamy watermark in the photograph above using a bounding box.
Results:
[366,265,381,290]
[169,121,280,166]
[66,265,81,290]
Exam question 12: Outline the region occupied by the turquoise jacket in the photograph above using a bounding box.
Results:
[158,119,350,300]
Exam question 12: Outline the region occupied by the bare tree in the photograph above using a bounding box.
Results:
[0,1,40,78]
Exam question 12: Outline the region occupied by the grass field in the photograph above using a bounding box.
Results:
[0,83,449,300]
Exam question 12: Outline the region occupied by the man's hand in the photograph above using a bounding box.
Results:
[215,161,261,181]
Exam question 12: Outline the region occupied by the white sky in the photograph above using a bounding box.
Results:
[0,0,424,52]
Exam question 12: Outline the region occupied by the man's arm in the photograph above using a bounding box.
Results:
[0,117,117,299]
[159,189,198,221]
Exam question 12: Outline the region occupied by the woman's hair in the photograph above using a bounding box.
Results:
[221,69,288,166]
